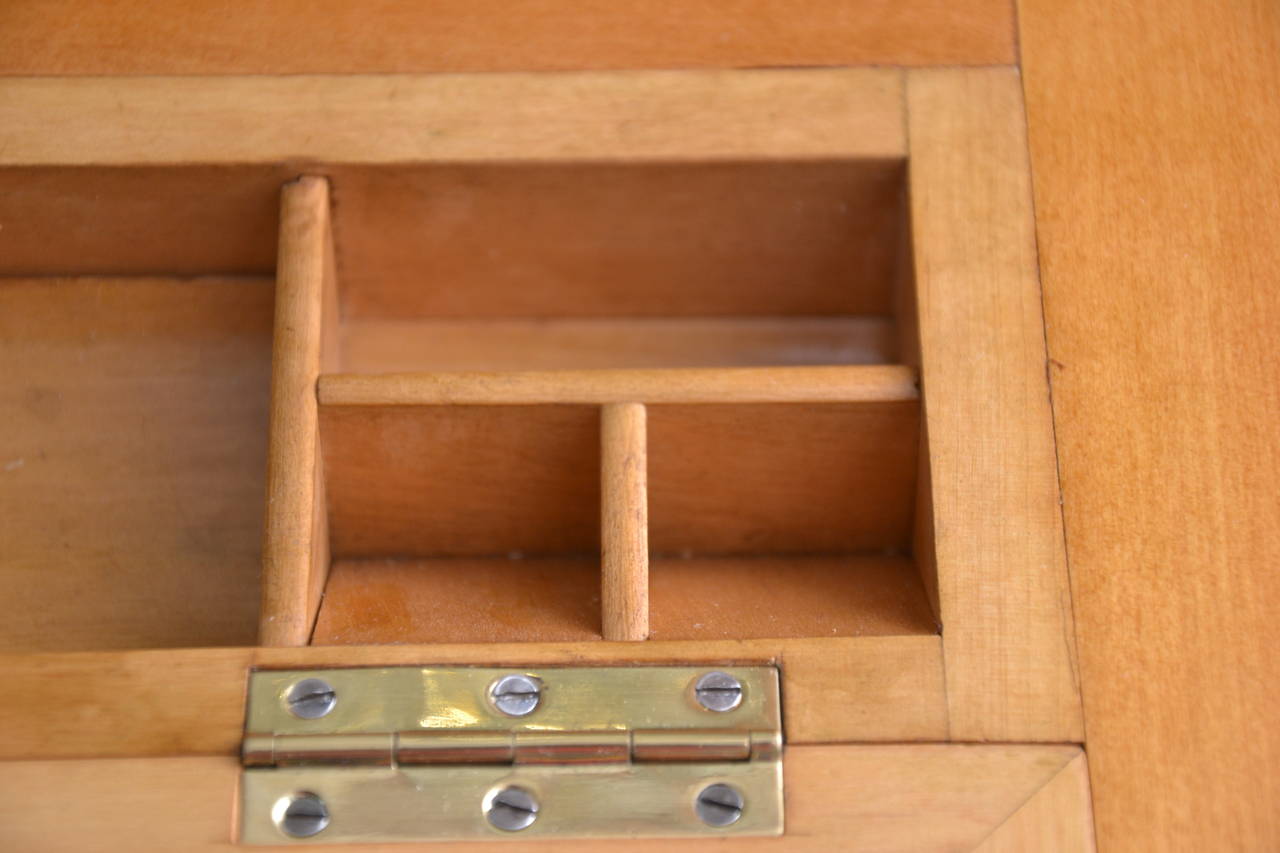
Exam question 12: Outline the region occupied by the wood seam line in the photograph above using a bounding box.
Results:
[1012,67,1089,735]
[964,749,1082,851]
[601,401,649,641]
[259,175,331,647]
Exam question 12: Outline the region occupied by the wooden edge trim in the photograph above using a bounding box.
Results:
[0,69,905,167]
[907,68,1084,742]
[0,636,945,761]
[259,176,332,647]
[318,365,919,406]
[0,746,1080,851]
[601,402,650,641]
[974,752,1096,852]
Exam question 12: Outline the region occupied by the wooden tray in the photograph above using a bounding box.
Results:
[0,67,1091,850]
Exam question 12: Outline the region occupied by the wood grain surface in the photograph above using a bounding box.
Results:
[601,403,649,641]
[0,742,1085,845]
[258,177,331,646]
[339,317,896,373]
[907,68,1083,743]
[0,746,1087,852]
[1019,0,1280,848]
[0,638,947,760]
[310,556,936,645]
[0,1,1013,74]
[0,71,903,167]
[0,277,271,651]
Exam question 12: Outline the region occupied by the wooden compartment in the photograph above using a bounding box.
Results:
[0,65,1081,753]
[293,141,929,646]
[334,161,906,372]
[0,277,272,651]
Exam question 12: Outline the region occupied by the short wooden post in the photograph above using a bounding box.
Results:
[601,402,649,640]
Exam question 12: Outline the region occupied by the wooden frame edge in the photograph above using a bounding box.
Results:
[906,67,1084,742]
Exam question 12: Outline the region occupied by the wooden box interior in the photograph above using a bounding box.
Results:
[0,157,935,651]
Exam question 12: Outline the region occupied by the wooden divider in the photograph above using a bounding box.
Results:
[259,176,335,647]
[601,402,649,641]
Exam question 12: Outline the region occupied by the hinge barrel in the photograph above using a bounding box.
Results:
[245,728,768,767]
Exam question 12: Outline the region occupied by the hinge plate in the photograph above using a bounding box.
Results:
[239,665,782,844]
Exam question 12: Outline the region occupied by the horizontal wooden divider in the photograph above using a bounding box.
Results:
[318,364,918,406]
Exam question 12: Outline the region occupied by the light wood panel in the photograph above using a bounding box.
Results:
[0,1,1014,75]
[0,638,946,760]
[0,277,271,651]
[648,401,918,554]
[330,161,905,320]
[320,404,601,559]
[341,317,896,373]
[309,556,936,645]
[0,746,1085,852]
[0,166,288,275]
[320,366,918,406]
[975,753,1095,852]
[1019,0,1280,847]
[601,403,649,641]
[318,392,918,559]
[0,71,903,166]
[907,68,1084,743]
[259,177,331,646]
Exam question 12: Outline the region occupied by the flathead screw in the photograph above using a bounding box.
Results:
[274,792,330,838]
[693,671,743,712]
[485,785,540,831]
[489,674,542,717]
[695,783,744,827]
[285,677,337,719]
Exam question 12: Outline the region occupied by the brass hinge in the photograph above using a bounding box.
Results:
[239,665,783,844]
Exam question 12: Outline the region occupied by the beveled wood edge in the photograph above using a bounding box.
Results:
[974,752,1096,852]
[0,69,905,167]
[0,635,944,761]
[318,365,919,406]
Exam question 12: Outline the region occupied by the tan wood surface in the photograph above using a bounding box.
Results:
[0,638,946,760]
[1018,0,1280,847]
[318,397,918,558]
[975,753,1095,852]
[312,556,935,645]
[330,161,904,322]
[0,277,271,651]
[340,317,895,373]
[0,1,1013,74]
[259,177,331,647]
[601,403,650,641]
[0,71,903,167]
[907,68,1084,744]
[0,746,1086,852]
[320,366,917,406]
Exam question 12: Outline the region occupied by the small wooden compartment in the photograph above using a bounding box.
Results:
[298,146,931,645]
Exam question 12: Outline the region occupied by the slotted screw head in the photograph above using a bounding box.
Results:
[285,677,337,719]
[693,671,743,712]
[485,785,540,831]
[489,673,542,717]
[273,792,330,838]
[695,783,744,827]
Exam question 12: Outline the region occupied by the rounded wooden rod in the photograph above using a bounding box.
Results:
[601,402,649,641]
[259,175,331,647]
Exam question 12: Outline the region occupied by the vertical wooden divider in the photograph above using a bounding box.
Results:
[601,402,650,640]
[259,175,334,647]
